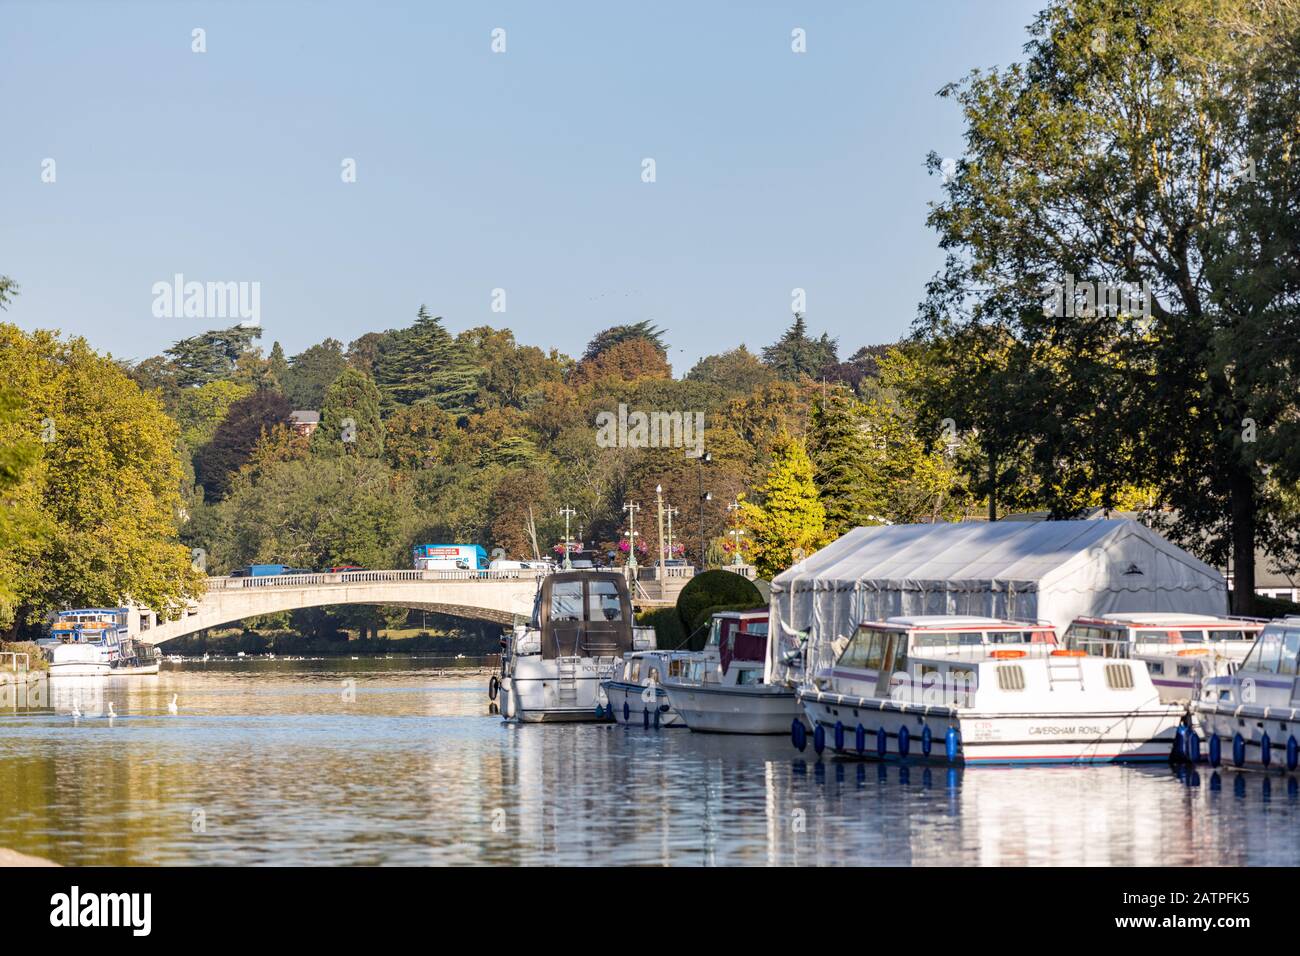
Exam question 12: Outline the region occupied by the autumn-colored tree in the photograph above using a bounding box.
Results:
[737,433,826,578]
[571,338,671,386]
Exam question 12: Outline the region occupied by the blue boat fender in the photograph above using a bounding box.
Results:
[833,721,845,751]
[813,723,826,756]
[921,724,933,756]
[945,726,960,763]
[855,724,866,754]
[876,726,887,758]
[791,719,807,752]
[898,725,910,758]
[1233,733,1246,768]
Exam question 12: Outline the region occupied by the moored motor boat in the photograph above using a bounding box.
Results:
[663,609,804,734]
[602,650,698,727]
[41,609,162,677]
[498,571,655,722]
[1192,615,1300,771]
[796,615,1184,766]
[1065,613,1264,703]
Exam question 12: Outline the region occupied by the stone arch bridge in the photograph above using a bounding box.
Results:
[135,569,546,645]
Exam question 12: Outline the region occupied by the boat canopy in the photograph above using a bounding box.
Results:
[767,519,1227,686]
[534,570,635,659]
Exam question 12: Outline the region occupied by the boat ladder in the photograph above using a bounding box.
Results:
[1046,654,1085,692]
[556,656,580,705]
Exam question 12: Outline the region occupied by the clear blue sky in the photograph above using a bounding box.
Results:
[1,0,1042,372]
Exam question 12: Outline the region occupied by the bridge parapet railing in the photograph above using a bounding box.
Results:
[205,568,551,590]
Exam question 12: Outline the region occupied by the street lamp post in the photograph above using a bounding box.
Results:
[558,505,576,569]
[655,484,665,581]
[622,501,641,572]
[696,451,712,571]
[666,504,678,567]
[727,498,745,566]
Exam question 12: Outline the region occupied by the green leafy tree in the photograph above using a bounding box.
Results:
[737,433,826,577]
[282,338,346,410]
[312,368,385,458]
[0,387,45,629]
[915,0,1299,611]
[0,324,202,632]
[175,379,254,451]
[686,345,777,399]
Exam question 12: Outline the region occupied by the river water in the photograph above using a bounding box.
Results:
[0,658,1296,866]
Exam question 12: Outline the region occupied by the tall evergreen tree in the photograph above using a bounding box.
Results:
[762,314,838,381]
[312,368,385,458]
[374,306,479,414]
[809,387,875,537]
[164,326,262,388]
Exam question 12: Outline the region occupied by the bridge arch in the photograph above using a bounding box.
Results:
[139,570,542,645]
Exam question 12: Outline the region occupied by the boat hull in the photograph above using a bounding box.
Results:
[602,680,683,727]
[800,689,1183,765]
[49,660,112,677]
[665,682,804,734]
[1192,698,1300,771]
[500,660,617,723]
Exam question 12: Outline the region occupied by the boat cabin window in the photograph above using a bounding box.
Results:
[1240,627,1300,675]
[741,621,769,638]
[630,661,642,682]
[736,668,762,686]
[838,629,890,669]
[550,581,583,623]
[587,580,624,622]
[1209,629,1252,642]
[706,618,724,647]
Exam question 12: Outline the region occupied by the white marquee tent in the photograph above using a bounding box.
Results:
[766,518,1227,685]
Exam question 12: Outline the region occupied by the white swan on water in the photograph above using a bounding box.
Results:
[71,703,82,719]
[107,701,116,719]
[168,694,178,715]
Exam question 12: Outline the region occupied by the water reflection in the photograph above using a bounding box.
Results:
[0,660,1297,865]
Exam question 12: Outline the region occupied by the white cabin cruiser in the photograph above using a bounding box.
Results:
[796,615,1184,766]
[41,609,161,676]
[1065,613,1264,703]
[497,571,654,723]
[662,609,803,734]
[1192,616,1300,771]
[601,650,699,727]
